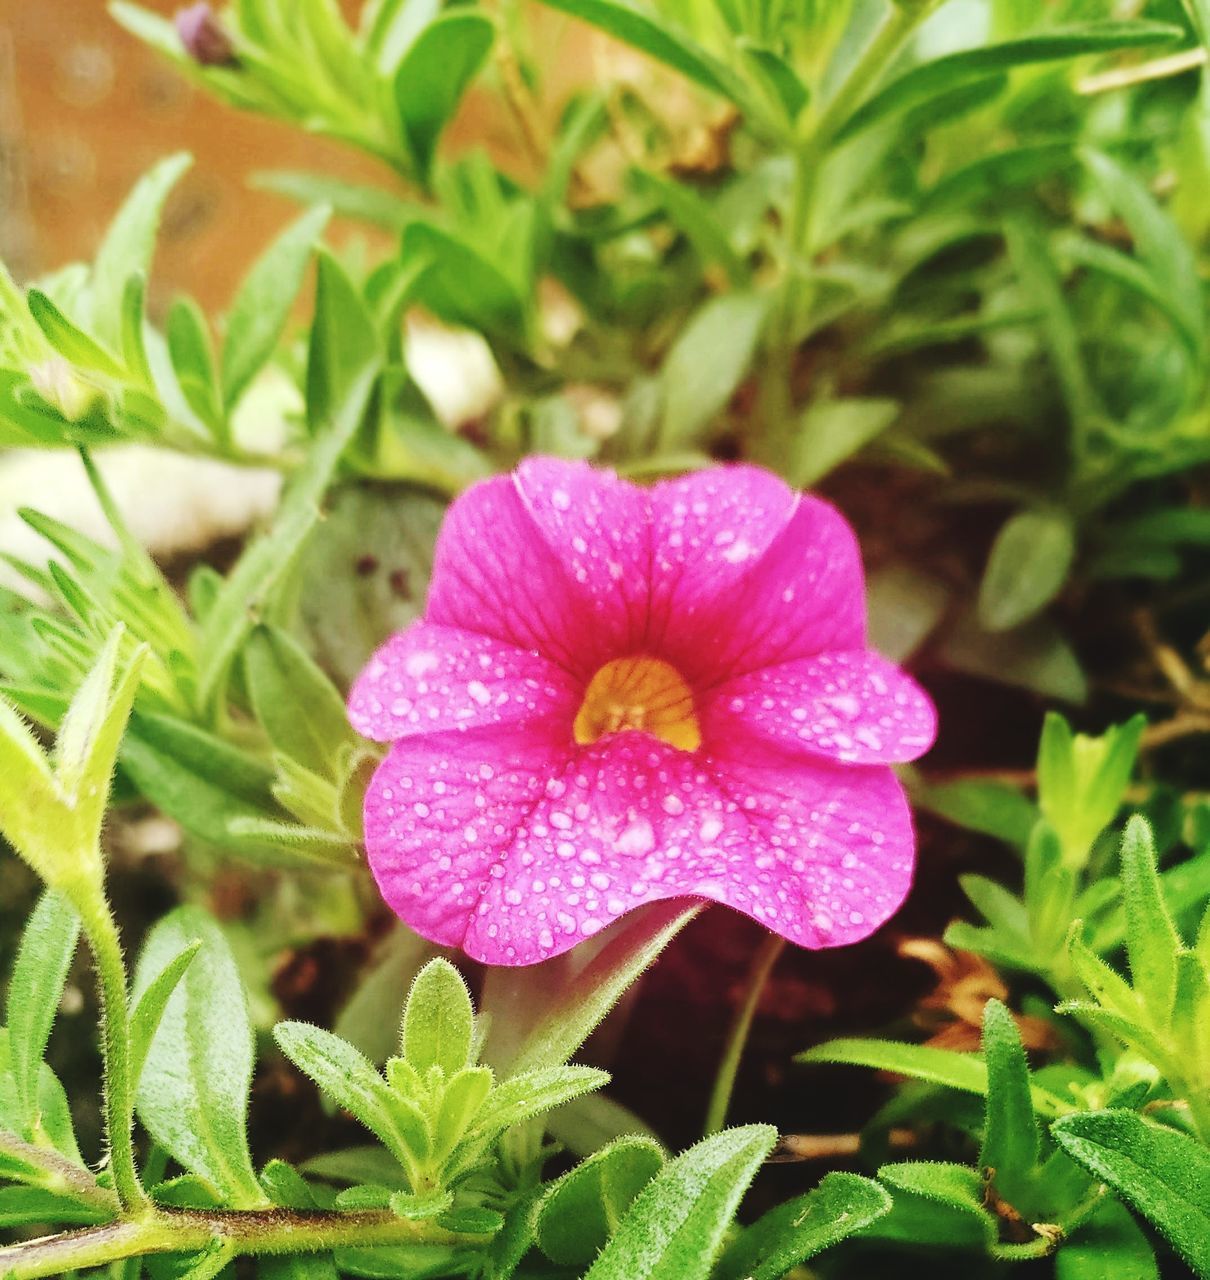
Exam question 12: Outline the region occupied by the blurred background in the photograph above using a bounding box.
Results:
[1,1,587,307]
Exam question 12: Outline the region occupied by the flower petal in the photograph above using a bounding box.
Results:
[667,492,868,683]
[425,473,626,676]
[701,737,915,948]
[348,621,578,743]
[646,465,798,649]
[365,722,916,964]
[513,458,652,651]
[702,651,936,764]
[363,722,574,956]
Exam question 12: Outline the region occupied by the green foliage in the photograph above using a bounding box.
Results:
[4,0,1210,1276]
[276,958,608,1202]
[1053,1110,1210,1277]
[133,907,267,1207]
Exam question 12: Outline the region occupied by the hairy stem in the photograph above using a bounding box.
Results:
[703,933,787,1136]
[77,897,146,1211]
[0,1207,490,1279]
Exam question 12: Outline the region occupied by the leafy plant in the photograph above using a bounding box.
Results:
[4,0,1210,1276]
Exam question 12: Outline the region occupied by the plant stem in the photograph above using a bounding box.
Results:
[761,0,933,458]
[703,933,787,1137]
[77,896,146,1211]
[0,1207,491,1279]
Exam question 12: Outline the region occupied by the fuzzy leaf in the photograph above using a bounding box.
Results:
[1052,1110,1210,1277]
[133,906,266,1206]
[659,294,766,446]
[979,999,1041,1206]
[274,1022,409,1167]
[1119,816,1183,1025]
[536,1136,664,1266]
[393,14,493,181]
[5,891,80,1133]
[582,1126,775,1280]
[244,625,355,777]
[714,1171,891,1280]
[798,1037,1066,1117]
[401,959,475,1076]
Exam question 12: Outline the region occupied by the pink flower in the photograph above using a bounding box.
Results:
[350,460,936,966]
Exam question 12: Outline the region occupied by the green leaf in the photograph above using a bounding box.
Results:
[1083,149,1204,356]
[90,152,192,352]
[402,222,525,345]
[393,13,494,182]
[53,627,144,819]
[876,1161,996,1245]
[1052,1110,1210,1278]
[5,890,80,1132]
[133,906,267,1207]
[273,1022,411,1168]
[659,294,766,446]
[798,1038,1066,1117]
[485,901,699,1074]
[1057,1198,1158,1280]
[401,959,475,1076]
[839,22,1183,142]
[1119,816,1183,1025]
[531,0,749,110]
[244,625,355,777]
[457,1066,609,1158]
[583,1126,776,1280]
[26,290,125,378]
[0,1185,110,1228]
[432,1066,492,1160]
[0,1030,84,1167]
[536,1136,664,1266]
[119,712,291,860]
[254,170,419,231]
[939,609,1087,703]
[129,939,202,1087]
[979,1000,1041,1204]
[221,205,330,408]
[918,779,1037,849]
[363,0,439,72]
[714,1171,891,1280]
[978,508,1076,632]
[630,170,746,285]
[198,253,381,713]
[0,698,61,882]
[790,397,899,486]
[304,249,381,434]
[167,295,223,432]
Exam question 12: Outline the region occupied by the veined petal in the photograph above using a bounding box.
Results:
[513,458,652,650]
[702,737,915,948]
[425,473,628,676]
[364,725,915,965]
[363,722,575,955]
[702,651,936,764]
[348,621,578,743]
[669,493,867,683]
[647,465,800,650]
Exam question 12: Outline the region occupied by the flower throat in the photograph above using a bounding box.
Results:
[573,655,701,752]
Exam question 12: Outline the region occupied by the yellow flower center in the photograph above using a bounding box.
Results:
[574,655,701,752]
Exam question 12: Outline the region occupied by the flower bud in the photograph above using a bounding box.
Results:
[175,3,237,68]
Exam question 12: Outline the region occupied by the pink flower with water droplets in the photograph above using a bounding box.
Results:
[349,460,936,966]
